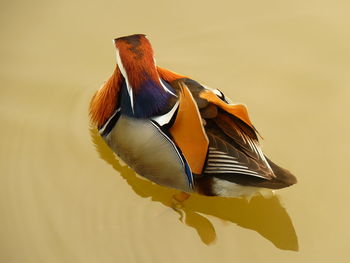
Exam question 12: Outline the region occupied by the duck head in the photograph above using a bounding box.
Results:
[89,34,184,129]
[114,34,176,118]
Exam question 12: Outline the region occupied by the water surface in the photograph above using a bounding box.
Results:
[1,0,350,262]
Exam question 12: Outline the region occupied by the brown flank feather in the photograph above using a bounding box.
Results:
[89,66,122,128]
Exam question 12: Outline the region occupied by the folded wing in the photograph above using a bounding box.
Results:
[175,79,296,188]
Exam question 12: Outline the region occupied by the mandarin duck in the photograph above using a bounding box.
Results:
[89,34,297,198]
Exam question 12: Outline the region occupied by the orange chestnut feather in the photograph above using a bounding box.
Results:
[89,66,122,128]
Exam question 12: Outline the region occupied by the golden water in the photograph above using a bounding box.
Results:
[1,0,350,262]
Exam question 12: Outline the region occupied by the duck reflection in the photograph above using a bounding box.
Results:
[90,128,298,251]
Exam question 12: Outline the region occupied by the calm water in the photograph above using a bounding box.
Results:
[1,0,350,262]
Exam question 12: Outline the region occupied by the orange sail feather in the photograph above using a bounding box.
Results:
[199,89,254,129]
[170,83,209,174]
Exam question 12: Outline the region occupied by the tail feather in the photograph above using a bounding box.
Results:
[265,158,297,188]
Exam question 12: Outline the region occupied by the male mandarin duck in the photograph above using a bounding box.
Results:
[89,34,297,198]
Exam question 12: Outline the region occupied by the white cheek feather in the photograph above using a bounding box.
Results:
[116,48,134,112]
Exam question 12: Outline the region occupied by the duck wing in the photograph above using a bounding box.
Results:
[176,78,296,188]
[158,67,296,188]
[200,98,275,181]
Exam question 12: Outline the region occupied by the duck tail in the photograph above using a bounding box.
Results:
[265,158,297,189]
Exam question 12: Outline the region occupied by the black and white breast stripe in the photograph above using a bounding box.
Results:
[204,147,267,179]
[99,98,179,137]
[151,100,179,127]
[99,108,121,137]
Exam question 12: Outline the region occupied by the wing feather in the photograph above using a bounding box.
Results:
[204,131,274,180]
[214,112,275,178]
[168,77,296,187]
